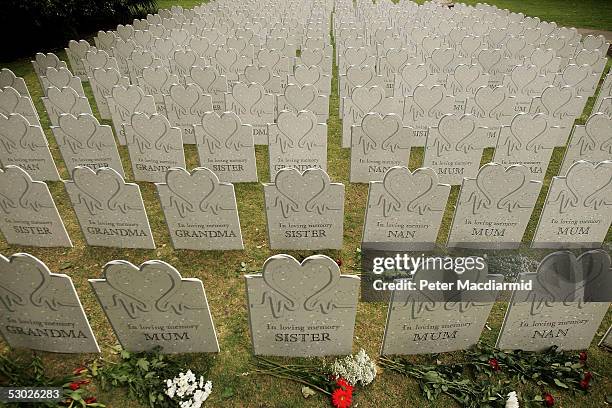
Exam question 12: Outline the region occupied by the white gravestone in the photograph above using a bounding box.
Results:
[240,65,282,95]
[64,166,155,248]
[447,163,541,249]
[1,86,41,127]
[226,82,275,145]
[532,160,612,248]
[494,113,560,182]
[381,262,502,355]
[0,253,99,353]
[290,64,332,96]
[41,67,85,97]
[268,111,327,179]
[89,67,130,120]
[245,254,359,356]
[137,66,179,117]
[42,86,92,127]
[194,111,257,183]
[264,168,344,250]
[52,113,124,177]
[496,250,611,351]
[31,53,67,90]
[402,84,456,147]
[0,113,60,181]
[90,260,219,353]
[108,85,157,145]
[65,39,91,80]
[560,113,612,175]
[362,166,450,251]
[156,167,243,250]
[350,113,412,183]
[423,113,486,185]
[0,166,71,247]
[278,84,329,122]
[124,113,185,183]
[465,85,514,148]
[530,85,584,145]
[163,83,213,144]
[186,65,228,113]
[0,69,32,99]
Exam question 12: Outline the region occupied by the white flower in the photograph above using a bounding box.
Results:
[330,349,377,386]
[165,372,212,408]
[506,391,519,408]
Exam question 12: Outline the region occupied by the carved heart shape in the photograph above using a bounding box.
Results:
[345,47,367,66]
[0,164,31,206]
[284,84,316,110]
[104,261,181,307]
[382,166,437,211]
[461,36,482,57]
[216,48,238,71]
[564,161,612,209]
[36,53,60,70]
[453,64,480,90]
[431,48,454,70]
[131,112,167,143]
[524,28,542,44]
[275,168,329,209]
[530,48,555,69]
[244,65,271,85]
[362,113,401,143]
[575,49,600,66]
[0,87,21,113]
[0,113,28,142]
[69,40,90,58]
[154,37,175,57]
[258,49,281,68]
[86,50,110,68]
[171,29,189,45]
[47,87,78,112]
[262,255,340,310]
[511,65,537,92]
[585,113,612,141]
[201,111,239,140]
[170,83,201,109]
[72,167,122,208]
[93,67,121,89]
[0,69,18,87]
[142,66,170,89]
[510,113,548,143]
[190,66,219,91]
[174,50,197,70]
[352,86,384,113]
[562,64,589,87]
[400,64,427,90]
[294,65,321,85]
[113,85,143,112]
[541,86,572,114]
[506,36,526,55]
[301,48,324,66]
[133,30,153,47]
[475,86,506,114]
[233,82,263,110]
[545,36,565,52]
[583,35,606,51]
[0,253,52,308]
[422,36,442,54]
[116,24,134,41]
[166,167,217,209]
[478,49,502,71]
[476,163,528,204]
[439,114,476,142]
[488,29,508,46]
[59,113,97,141]
[277,110,315,141]
[539,21,557,36]
[131,49,155,68]
[45,67,72,88]
[97,31,117,49]
[267,37,286,51]
[190,36,211,55]
[227,37,247,53]
[413,85,444,112]
[114,39,135,58]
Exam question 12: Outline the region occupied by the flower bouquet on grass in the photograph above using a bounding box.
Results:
[253,349,377,407]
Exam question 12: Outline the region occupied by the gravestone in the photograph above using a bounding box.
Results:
[402,84,456,147]
[362,166,450,251]
[108,85,156,145]
[194,111,257,183]
[0,113,60,181]
[530,85,583,145]
[245,254,359,356]
[560,113,612,175]
[137,66,179,116]
[42,86,92,127]
[381,261,501,355]
[186,65,228,114]
[423,113,486,185]
[264,168,344,249]
[124,113,185,183]
[493,113,560,182]
[65,39,91,80]
[0,166,71,247]
[268,111,327,179]
[156,167,243,250]
[41,67,85,97]
[532,160,612,248]
[90,260,219,353]
[0,252,99,353]
[278,84,329,122]
[31,53,67,90]
[290,64,332,96]
[350,113,412,183]
[89,67,130,120]
[240,65,282,95]
[226,82,275,144]
[163,83,213,144]
[52,113,124,177]
[1,86,41,127]
[64,166,155,249]
[0,69,32,99]
[447,163,541,249]
[465,85,513,147]
[496,250,611,351]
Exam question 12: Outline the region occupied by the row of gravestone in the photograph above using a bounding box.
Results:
[1,250,610,356]
[0,159,610,251]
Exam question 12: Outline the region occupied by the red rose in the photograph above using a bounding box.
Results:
[543,392,555,406]
[73,367,87,375]
[84,397,97,404]
[336,377,354,393]
[68,382,80,391]
[579,351,587,362]
[579,379,589,390]
[331,387,352,408]
[488,358,500,371]
[584,371,593,381]
[336,259,343,267]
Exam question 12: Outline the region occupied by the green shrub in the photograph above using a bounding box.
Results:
[1,0,157,61]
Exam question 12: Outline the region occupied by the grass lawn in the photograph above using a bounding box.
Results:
[0,0,611,407]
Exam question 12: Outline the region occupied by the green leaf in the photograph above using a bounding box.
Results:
[554,378,569,389]
[534,395,544,401]
[136,358,149,372]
